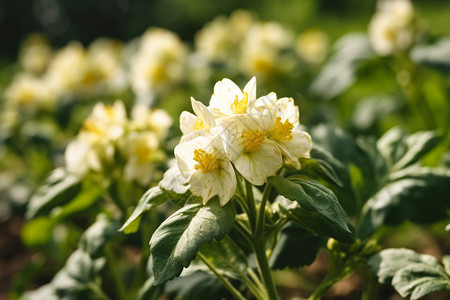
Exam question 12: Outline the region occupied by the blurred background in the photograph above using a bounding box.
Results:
[1,0,450,299]
[1,0,450,62]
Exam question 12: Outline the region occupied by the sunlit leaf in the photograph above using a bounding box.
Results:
[120,186,169,234]
[149,198,236,284]
[369,248,450,299]
[411,38,450,73]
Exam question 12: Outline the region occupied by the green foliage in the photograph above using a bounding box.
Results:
[26,168,81,219]
[270,175,354,243]
[309,33,375,100]
[369,248,450,299]
[269,222,322,269]
[120,186,169,234]
[149,198,236,284]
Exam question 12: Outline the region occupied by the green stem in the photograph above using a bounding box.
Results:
[253,237,280,300]
[307,254,351,300]
[88,282,112,300]
[245,179,257,231]
[104,245,127,300]
[361,267,378,300]
[254,183,272,238]
[198,253,247,300]
[251,182,279,300]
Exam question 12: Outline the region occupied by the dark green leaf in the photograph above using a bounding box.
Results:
[358,168,450,238]
[165,271,231,300]
[79,214,121,257]
[120,186,169,234]
[410,38,450,73]
[137,277,162,300]
[26,168,81,219]
[300,146,343,187]
[149,198,236,284]
[270,175,354,243]
[269,222,321,269]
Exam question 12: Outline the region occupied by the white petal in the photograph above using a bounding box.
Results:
[234,140,282,185]
[189,159,236,205]
[190,97,216,128]
[179,111,198,135]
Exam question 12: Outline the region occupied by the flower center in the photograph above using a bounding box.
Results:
[230,92,248,114]
[242,129,266,152]
[82,119,104,136]
[137,145,151,163]
[193,118,206,130]
[271,117,293,141]
[193,149,219,173]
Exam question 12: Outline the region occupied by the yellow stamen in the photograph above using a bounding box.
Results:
[271,117,293,141]
[193,118,206,130]
[193,149,219,173]
[231,92,248,114]
[242,129,266,152]
[82,119,104,135]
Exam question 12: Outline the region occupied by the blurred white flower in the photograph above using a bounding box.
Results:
[195,10,254,63]
[368,0,415,56]
[4,73,55,113]
[18,33,52,75]
[296,29,329,64]
[130,28,188,106]
[175,131,236,206]
[240,22,294,79]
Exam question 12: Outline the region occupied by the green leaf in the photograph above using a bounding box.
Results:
[443,256,450,275]
[299,146,343,187]
[196,236,248,280]
[410,38,450,73]
[137,277,162,300]
[269,222,321,269]
[270,175,354,243]
[120,186,169,234]
[21,216,55,247]
[369,248,450,300]
[149,198,236,284]
[165,271,230,300]
[368,248,440,284]
[358,168,450,238]
[377,128,441,172]
[309,33,374,99]
[26,168,81,219]
[79,214,121,257]
[352,94,401,131]
[310,125,384,215]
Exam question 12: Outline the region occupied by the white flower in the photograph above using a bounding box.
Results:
[180,98,216,135]
[174,131,236,206]
[217,113,282,186]
[296,29,329,64]
[209,77,257,117]
[123,132,164,185]
[130,28,188,105]
[368,0,414,56]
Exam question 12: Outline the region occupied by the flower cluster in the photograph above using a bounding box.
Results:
[368,0,415,56]
[173,77,311,206]
[65,101,172,185]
